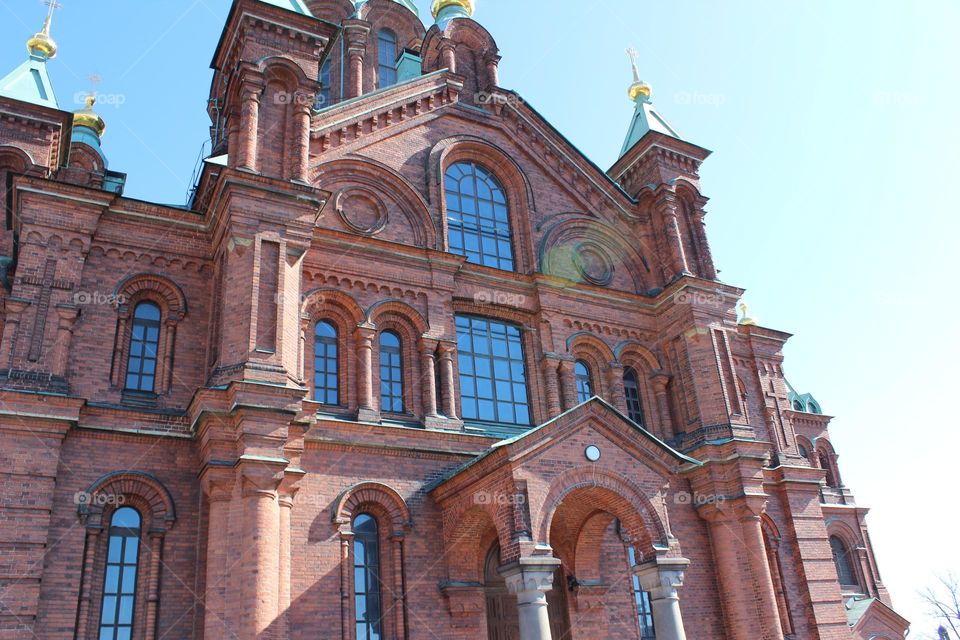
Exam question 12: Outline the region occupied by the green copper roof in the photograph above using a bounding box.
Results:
[355,0,419,16]
[259,0,313,15]
[619,95,681,157]
[0,55,59,109]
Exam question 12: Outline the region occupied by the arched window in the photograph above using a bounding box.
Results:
[125,302,161,392]
[623,368,646,426]
[445,162,514,271]
[792,400,803,411]
[353,513,383,640]
[314,321,339,405]
[830,536,858,588]
[377,29,398,88]
[456,316,529,424]
[627,545,656,639]
[98,507,142,640]
[319,56,333,108]
[798,444,809,459]
[819,450,838,487]
[379,331,404,413]
[575,360,593,403]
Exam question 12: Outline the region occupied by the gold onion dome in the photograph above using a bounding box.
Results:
[74,94,106,138]
[432,0,474,20]
[26,17,57,60]
[629,80,652,102]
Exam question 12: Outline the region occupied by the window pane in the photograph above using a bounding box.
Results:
[456,317,529,424]
[125,302,162,392]
[314,321,340,404]
[444,162,514,270]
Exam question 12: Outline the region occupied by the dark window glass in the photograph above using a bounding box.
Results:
[830,536,858,587]
[377,29,398,88]
[628,546,656,639]
[314,321,339,405]
[792,400,804,411]
[456,316,529,424]
[319,57,333,108]
[379,331,404,413]
[354,514,383,640]
[98,507,141,640]
[125,302,161,392]
[445,161,514,270]
[623,368,646,426]
[575,360,593,404]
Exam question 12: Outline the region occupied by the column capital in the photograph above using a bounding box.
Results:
[635,556,690,600]
[499,557,561,600]
[199,466,235,503]
[650,371,672,391]
[237,457,286,498]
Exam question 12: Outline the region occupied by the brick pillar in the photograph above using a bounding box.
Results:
[339,531,354,639]
[390,534,407,640]
[144,532,164,640]
[239,462,284,639]
[650,373,675,439]
[439,41,457,73]
[606,362,627,413]
[420,340,439,418]
[438,342,459,420]
[699,506,756,640]
[52,304,79,376]
[0,297,29,368]
[238,84,261,172]
[74,525,103,637]
[738,503,785,640]
[691,205,717,280]
[278,470,303,637]
[200,468,235,639]
[291,98,311,183]
[558,359,577,411]
[541,356,562,417]
[356,325,378,422]
[655,190,690,277]
[343,20,369,99]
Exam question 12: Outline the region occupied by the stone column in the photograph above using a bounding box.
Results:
[239,84,261,172]
[200,468,235,639]
[540,356,562,417]
[292,98,312,183]
[606,362,627,413]
[420,341,439,418]
[635,558,690,640]
[650,373,676,440]
[239,462,284,640]
[558,359,578,411]
[438,342,459,420]
[356,325,378,422]
[500,558,561,640]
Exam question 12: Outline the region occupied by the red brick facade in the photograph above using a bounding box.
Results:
[0,1,907,639]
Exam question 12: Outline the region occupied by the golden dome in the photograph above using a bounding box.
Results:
[26,18,57,60]
[73,94,106,138]
[629,80,652,102]
[432,0,474,19]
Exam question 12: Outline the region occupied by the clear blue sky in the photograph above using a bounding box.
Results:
[2,0,956,635]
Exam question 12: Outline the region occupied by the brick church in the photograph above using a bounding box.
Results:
[0,1,910,639]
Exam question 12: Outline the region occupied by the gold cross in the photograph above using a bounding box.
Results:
[626,47,640,82]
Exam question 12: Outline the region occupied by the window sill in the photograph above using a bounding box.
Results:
[121,390,159,408]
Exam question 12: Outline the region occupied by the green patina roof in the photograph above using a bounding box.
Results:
[259,0,313,15]
[0,55,59,110]
[845,597,875,627]
[619,96,681,158]
[354,0,419,16]
[785,379,823,414]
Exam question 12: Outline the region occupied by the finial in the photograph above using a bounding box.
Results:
[625,46,652,103]
[73,91,106,139]
[738,302,758,326]
[26,1,60,60]
[432,0,474,24]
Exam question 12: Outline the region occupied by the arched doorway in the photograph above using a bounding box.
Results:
[484,542,520,640]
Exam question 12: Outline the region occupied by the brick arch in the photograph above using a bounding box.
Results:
[304,0,354,22]
[77,470,176,533]
[115,273,187,318]
[301,288,364,326]
[443,504,501,583]
[302,288,364,408]
[614,341,661,371]
[358,0,426,50]
[422,17,499,95]
[0,145,34,171]
[333,481,411,536]
[564,510,618,582]
[258,55,313,88]
[536,467,667,559]
[567,332,614,398]
[314,158,437,249]
[365,299,428,335]
[825,520,863,549]
[365,300,427,415]
[429,136,536,274]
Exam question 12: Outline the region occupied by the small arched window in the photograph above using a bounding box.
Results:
[353,513,383,640]
[319,56,333,108]
[98,507,142,640]
[819,450,838,487]
[829,536,858,588]
[792,400,804,411]
[125,302,161,392]
[575,360,593,404]
[314,321,339,405]
[623,368,646,427]
[377,29,398,88]
[445,162,514,271]
[379,331,404,413]
[798,444,809,459]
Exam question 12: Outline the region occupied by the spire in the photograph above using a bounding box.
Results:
[618,46,682,158]
[432,0,474,28]
[0,3,61,109]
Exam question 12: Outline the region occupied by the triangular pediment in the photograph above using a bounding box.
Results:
[847,597,910,636]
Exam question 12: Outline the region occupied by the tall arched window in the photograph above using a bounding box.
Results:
[377,29,398,88]
[319,56,333,108]
[314,321,339,405]
[623,368,646,426]
[819,450,838,487]
[830,536,858,588]
[98,507,142,640]
[379,331,404,413]
[445,162,514,271]
[125,302,161,392]
[353,514,383,640]
[575,360,593,403]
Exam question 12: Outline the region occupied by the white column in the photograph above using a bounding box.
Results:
[500,559,561,640]
[636,557,690,640]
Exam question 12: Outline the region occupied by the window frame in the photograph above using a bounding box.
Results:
[314,320,341,406]
[574,360,593,404]
[124,301,162,393]
[455,315,531,425]
[379,330,405,414]
[444,161,515,271]
[623,367,646,427]
[353,513,384,640]
[377,28,398,88]
[829,535,860,589]
[627,545,656,640]
[98,507,142,640]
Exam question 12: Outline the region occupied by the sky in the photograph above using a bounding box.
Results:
[1,0,958,635]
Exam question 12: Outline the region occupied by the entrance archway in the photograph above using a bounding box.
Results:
[484,542,519,640]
